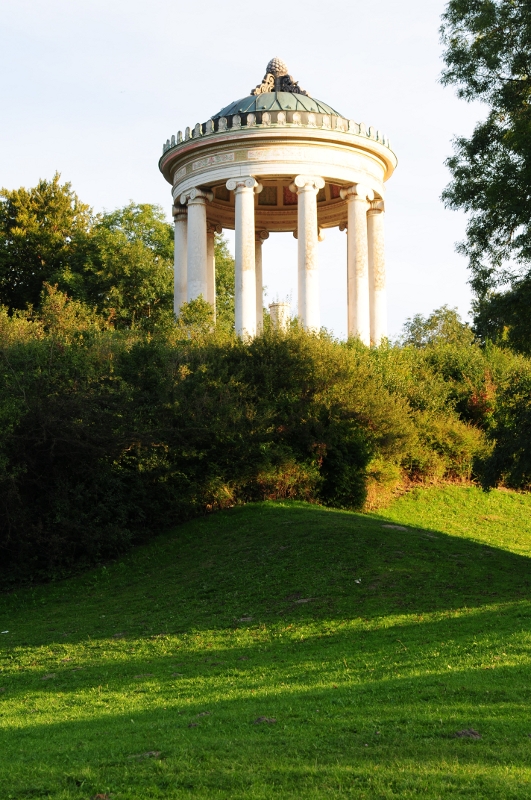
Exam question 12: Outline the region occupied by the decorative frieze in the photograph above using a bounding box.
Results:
[192,152,235,171]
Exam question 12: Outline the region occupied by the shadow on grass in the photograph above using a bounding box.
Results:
[2,501,529,646]
[2,627,531,798]
[3,495,531,796]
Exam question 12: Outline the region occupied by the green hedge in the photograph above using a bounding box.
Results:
[1,292,526,583]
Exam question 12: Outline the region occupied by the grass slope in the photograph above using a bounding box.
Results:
[1,486,531,799]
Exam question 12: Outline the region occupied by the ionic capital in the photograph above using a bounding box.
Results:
[226,177,263,194]
[172,204,188,221]
[256,229,269,242]
[180,187,214,206]
[289,175,325,194]
[368,199,385,215]
[207,221,223,234]
[340,184,374,202]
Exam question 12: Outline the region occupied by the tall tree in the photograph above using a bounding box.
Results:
[0,173,93,310]
[440,0,531,302]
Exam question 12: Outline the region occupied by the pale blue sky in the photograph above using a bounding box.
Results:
[0,0,483,338]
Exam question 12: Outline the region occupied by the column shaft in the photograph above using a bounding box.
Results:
[206,228,216,314]
[227,178,260,338]
[173,207,187,316]
[367,204,387,345]
[293,175,324,330]
[342,184,374,344]
[180,188,212,302]
[255,238,263,332]
[254,231,268,333]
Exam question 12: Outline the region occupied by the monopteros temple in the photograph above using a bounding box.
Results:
[159,58,397,343]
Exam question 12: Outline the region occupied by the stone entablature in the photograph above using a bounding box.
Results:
[160,125,394,234]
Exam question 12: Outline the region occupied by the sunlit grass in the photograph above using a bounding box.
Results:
[1,486,531,798]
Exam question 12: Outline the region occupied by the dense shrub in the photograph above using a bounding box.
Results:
[0,309,412,580]
[476,365,531,490]
[2,293,529,583]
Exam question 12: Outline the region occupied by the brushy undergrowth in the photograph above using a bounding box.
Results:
[0,290,529,581]
[1,486,531,799]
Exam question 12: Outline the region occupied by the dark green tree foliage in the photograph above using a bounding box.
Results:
[473,275,531,353]
[214,233,235,330]
[0,173,93,310]
[0,175,236,332]
[479,368,531,489]
[441,0,531,348]
[79,203,174,330]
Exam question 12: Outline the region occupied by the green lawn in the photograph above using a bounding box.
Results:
[2,485,531,799]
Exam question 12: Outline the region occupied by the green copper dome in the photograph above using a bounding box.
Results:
[213,92,342,120]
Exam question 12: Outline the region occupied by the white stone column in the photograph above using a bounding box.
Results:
[340,184,374,345]
[180,187,213,302]
[290,175,325,331]
[172,205,187,316]
[255,230,269,333]
[226,177,262,338]
[206,222,222,317]
[367,200,387,345]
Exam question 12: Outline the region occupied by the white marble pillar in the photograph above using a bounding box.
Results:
[367,200,387,345]
[172,205,187,316]
[340,184,374,345]
[206,222,222,317]
[226,177,262,338]
[255,230,269,333]
[180,187,213,302]
[290,175,325,330]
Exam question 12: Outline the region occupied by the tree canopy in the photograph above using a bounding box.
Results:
[0,173,93,310]
[0,175,235,332]
[401,305,475,348]
[441,0,531,294]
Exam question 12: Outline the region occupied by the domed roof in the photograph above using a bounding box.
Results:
[212,58,343,120]
[213,92,342,119]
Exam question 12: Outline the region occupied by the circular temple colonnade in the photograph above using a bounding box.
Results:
[159,58,397,343]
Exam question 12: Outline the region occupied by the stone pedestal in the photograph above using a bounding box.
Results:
[291,175,325,331]
[269,301,290,330]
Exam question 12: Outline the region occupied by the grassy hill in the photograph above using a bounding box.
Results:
[1,486,531,799]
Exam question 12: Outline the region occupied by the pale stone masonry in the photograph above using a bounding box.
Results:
[159,58,397,344]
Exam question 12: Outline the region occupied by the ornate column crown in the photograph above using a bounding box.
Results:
[251,57,310,97]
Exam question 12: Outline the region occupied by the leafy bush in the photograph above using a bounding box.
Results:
[0,314,411,581]
[2,290,529,583]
